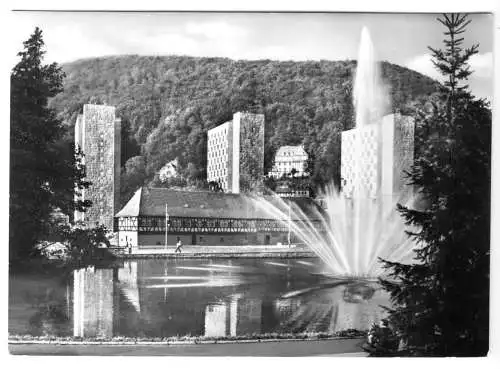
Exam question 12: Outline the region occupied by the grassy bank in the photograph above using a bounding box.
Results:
[9,329,367,345]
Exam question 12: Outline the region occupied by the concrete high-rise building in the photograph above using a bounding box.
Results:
[269,145,309,178]
[340,113,414,200]
[207,112,264,193]
[207,121,232,192]
[74,104,121,230]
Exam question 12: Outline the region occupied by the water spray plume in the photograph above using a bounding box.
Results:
[353,26,388,127]
[255,27,416,280]
[253,187,416,279]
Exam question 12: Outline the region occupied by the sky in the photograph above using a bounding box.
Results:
[9,11,494,100]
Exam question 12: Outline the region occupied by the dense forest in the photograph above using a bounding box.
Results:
[49,55,440,206]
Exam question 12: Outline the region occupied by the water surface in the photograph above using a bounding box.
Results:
[9,258,389,338]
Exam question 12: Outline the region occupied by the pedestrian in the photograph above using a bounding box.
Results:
[175,237,183,253]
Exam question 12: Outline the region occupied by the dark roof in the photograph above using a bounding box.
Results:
[115,187,323,220]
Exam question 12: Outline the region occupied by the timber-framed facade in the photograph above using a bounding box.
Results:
[118,215,321,234]
[115,187,323,248]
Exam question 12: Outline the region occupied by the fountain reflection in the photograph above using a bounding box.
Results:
[274,283,387,333]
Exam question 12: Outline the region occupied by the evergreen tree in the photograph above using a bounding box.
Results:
[376,14,491,356]
[10,28,90,262]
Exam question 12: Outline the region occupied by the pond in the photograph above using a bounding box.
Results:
[9,258,389,339]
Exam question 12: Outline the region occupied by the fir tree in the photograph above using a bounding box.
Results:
[376,14,491,357]
[10,28,91,263]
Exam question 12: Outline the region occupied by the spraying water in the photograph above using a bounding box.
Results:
[254,27,416,279]
[254,187,416,279]
[353,27,387,127]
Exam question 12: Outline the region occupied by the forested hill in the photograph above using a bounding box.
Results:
[49,55,440,205]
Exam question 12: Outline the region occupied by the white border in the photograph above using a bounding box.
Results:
[1,1,498,369]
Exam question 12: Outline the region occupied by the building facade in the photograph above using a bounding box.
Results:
[158,158,180,182]
[207,112,265,194]
[340,113,414,200]
[269,146,309,178]
[115,187,322,248]
[74,104,121,230]
[275,184,311,198]
[207,121,233,192]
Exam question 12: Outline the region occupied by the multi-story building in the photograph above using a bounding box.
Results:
[74,104,121,230]
[207,121,232,192]
[269,145,309,178]
[207,112,265,193]
[340,113,414,200]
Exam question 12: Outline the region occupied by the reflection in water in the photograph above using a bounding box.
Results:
[73,266,114,337]
[274,284,387,333]
[8,259,390,339]
[118,261,141,313]
[204,295,262,337]
[205,302,229,337]
[73,262,141,337]
[265,261,289,268]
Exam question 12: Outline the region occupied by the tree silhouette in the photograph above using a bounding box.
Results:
[374,14,491,357]
[10,27,90,262]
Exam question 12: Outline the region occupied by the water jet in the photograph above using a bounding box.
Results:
[255,26,416,280]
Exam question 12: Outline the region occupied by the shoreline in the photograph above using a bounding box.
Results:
[117,252,316,259]
[8,330,367,346]
[111,245,317,259]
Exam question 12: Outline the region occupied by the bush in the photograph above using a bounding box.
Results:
[365,320,399,356]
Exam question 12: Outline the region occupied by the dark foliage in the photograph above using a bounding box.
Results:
[375,14,491,357]
[48,55,440,203]
[10,28,91,263]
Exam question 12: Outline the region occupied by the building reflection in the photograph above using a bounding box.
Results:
[118,261,141,313]
[204,294,262,337]
[70,261,387,339]
[204,303,228,337]
[72,261,140,338]
[202,286,385,337]
[73,266,115,337]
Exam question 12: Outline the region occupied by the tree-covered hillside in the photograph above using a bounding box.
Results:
[49,55,440,206]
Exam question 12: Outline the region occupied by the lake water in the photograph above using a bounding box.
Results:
[9,258,389,339]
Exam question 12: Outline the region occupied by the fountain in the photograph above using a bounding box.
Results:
[255,27,417,281]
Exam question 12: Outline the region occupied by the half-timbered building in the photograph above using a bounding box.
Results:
[115,187,323,249]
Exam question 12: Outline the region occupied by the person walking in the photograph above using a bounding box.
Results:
[175,237,183,253]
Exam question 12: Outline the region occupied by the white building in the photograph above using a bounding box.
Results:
[158,158,179,182]
[340,113,414,200]
[207,112,265,193]
[269,145,309,178]
[207,121,232,192]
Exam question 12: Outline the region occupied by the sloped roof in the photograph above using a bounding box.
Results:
[276,145,307,157]
[115,187,323,220]
[115,187,142,217]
